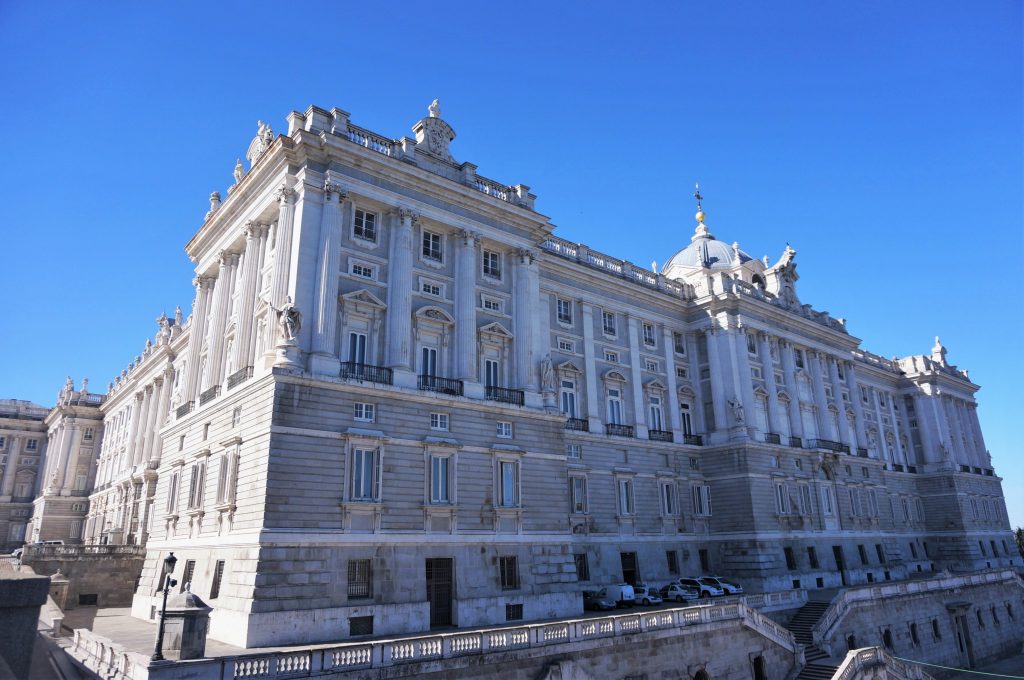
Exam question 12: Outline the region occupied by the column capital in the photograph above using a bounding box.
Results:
[276,185,296,204]
[193,275,215,291]
[514,248,535,264]
[457,229,480,245]
[323,179,347,200]
[393,206,419,223]
[244,221,270,240]
[218,250,241,267]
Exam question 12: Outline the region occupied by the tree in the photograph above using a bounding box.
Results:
[1016,527,1024,559]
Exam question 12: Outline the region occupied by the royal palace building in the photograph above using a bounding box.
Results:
[22,101,1008,649]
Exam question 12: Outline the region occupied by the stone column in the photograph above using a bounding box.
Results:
[310,182,346,376]
[897,394,917,465]
[827,358,851,448]
[203,251,238,390]
[869,388,887,461]
[145,376,170,464]
[912,393,938,463]
[731,328,757,437]
[967,404,989,466]
[232,223,268,374]
[703,328,728,436]
[846,362,868,451]
[454,230,478,381]
[140,383,161,465]
[124,393,143,470]
[926,388,953,459]
[887,394,906,465]
[0,436,21,497]
[686,334,707,435]
[512,249,536,390]
[663,327,682,438]
[780,341,804,442]
[269,186,297,308]
[626,316,648,438]
[758,333,783,434]
[582,303,601,432]
[183,277,214,404]
[59,427,81,495]
[809,351,834,442]
[944,397,966,465]
[132,388,152,466]
[385,208,415,370]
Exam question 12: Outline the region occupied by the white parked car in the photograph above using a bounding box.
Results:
[633,585,663,606]
[597,583,636,607]
[678,577,724,598]
[702,576,743,595]
[659,583,699,603]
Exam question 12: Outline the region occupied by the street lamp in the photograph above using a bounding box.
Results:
[151,552,178,662]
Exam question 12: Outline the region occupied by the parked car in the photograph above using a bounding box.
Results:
[659,583,699,603]
[633,585,663,606]
[678,577,724,598]
[702,576,743,595]
[597,583,636,607]
[582,590,616,611]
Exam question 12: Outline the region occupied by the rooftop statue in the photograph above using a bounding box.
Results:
[428,98,441,118]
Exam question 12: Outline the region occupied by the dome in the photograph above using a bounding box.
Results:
[665,237,753,271]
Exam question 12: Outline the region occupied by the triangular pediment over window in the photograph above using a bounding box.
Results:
[341,289,386,309]
[478,321,513,338]
[557,360,582,374]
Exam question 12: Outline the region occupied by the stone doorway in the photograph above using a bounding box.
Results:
[426,557,453,628]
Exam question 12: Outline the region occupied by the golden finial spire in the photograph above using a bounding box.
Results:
[694,182,706,225]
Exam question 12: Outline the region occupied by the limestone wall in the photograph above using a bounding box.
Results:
[21,544,145,608]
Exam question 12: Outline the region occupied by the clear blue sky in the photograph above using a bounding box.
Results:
[1,2,1020,525]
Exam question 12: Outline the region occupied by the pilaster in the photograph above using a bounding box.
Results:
[454,230,479,381]
[662,327,682,438]
[512,249,535,390]
[310,181,347,376]
[183,277,215,404]
[232,222,268,373]
[809,351,834,441]
[780,341,804,441]
[385,208,415,371]
[626,316,648,438]
[758,333,783,435]
[846,362,868,450]
[581,303,601,432]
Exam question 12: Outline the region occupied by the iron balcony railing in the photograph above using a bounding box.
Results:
[564,418,589,432]
[199,385,221,406]
[892,463,905,473]
[907,465,918,474]
[959,464,971,473]
[605,423,634,438]
[485,386,525,406]
[340,362,393,386]
[764,432,782,445]
[648,429,674,443]
[227,366,254,391]
[857,447,869,458]
[418,375,464,397]
[809,439,846,453]
[789,437,803,449]
[175,401,194,419]
[683,434,704,446]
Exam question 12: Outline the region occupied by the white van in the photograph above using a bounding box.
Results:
[598,583,636,607]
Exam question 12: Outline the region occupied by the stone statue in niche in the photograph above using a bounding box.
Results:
[540,355,555,394]
[269,296,302,342]
[727,397,745,425]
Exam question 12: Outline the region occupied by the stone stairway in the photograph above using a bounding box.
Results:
[785,601,840,680]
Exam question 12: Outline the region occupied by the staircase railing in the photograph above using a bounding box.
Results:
[833,647,933,680]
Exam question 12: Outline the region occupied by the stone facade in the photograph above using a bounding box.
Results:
[27,380,105,544]
[0,399,49,551]
[108,101,1017,648]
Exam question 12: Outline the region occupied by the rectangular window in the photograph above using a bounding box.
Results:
[349,616,374,636]
[350,448,379,501]
[607,388,623,424]
[837,362,846,379]
[430,455,451,504]
[26,439,38,451]
[604,350,619,363]
[661,481,677,515]
[556,298,573,324]
[557,338,574,352]
[676,366,688,380]
[351,262,374,279]
[795,350,805,369]
[353,402,375,422]
[347,559,372,599]
[167,470,180,513]
[649,396,664,431]
[70,520,82,538]
[347,333,367,366]
[187,462,206,510]
[496,421,513,438]
[751,366,763,380]
[680,404,693,436]
[499,556,519,589]
[784,547,796,570]
[498,460,519,507]
[430,412,449,431]
[645,359,659,372]
[181,560,196,592]
[353,209,377,242]
[0,437,5,448]
[692,484,712,516]
[215,451,236,505]
[482,296,502,313]
[617,478,634,515]
[574,553,590,581]
[858,544,869,565]
[231,407,242,427]
[807,546,819,569]
[799,485,813,516]
[482,250,501,278]
[83,428,94,442]
[505,603,523,621]
[203,423,210,440]
[643,323,656,346]
[420,346,437,378]
[776,483,791,515]
[566,443,582,459]
[422,230,443,261]
[484,359,500,388]
[602,310,617,336]
[747,334,758,354]
[560,380,578,418]
[209,560,225,599]
[570,476,588,513]
[876,544,886,564]
[74,474,88,491]
[673,332,686,354]
[421,280,442,296]
[667,550,680,575]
